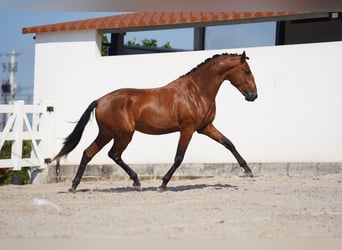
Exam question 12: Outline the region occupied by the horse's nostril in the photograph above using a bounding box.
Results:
[245,92,257,102]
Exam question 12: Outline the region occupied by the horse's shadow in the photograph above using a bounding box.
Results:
[91,183,238,193]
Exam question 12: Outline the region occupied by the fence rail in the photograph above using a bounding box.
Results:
[0,100,54,170]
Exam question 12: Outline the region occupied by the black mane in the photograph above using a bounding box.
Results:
[181,53,241,77]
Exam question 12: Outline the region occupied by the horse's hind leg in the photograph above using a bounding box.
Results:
[70,132,110,192]
[108,135,141,190]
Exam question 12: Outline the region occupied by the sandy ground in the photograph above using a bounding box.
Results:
[0,174,342,239]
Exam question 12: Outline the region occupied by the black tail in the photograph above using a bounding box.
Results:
[53,100,97,161]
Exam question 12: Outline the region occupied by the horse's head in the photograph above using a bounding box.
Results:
[226,51,258,102]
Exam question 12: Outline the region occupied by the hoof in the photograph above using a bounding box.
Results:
[241,171,254,178]
[133,184,142,191]
[68,187,77,193]
[157,186,167,192]
[132,179,141,191]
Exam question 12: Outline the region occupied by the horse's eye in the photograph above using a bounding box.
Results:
[245,70,251,76]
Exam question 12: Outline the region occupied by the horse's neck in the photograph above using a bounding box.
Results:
[190,58,238,100]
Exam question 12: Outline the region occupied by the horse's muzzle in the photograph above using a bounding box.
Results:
[245,91,258,102]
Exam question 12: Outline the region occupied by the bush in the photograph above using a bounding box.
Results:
[0,140,32,185]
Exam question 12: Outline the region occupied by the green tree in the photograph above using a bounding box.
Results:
[162,42,171,49]
[141,38,158,47]
[126,37,172,48]
[101,34,110,56]
[126,37,140,46]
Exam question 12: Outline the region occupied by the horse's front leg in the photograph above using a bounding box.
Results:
[158,128,194,192]
[199,123,253,177]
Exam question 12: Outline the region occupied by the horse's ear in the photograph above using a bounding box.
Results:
[240,51,249,63]
[241,51,246,63]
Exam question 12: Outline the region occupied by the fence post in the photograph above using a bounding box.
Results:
[38,100,55,167]
[11,101,24,170]
[29,101,55,184]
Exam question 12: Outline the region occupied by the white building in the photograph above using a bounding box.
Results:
[22,12,342,170]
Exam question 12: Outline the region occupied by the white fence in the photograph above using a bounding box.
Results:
[0,101,55,170]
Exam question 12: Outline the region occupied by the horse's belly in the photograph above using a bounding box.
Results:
[133,98,180,134]
[135,120,179,135]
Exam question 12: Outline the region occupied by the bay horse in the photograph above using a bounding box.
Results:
[53,51,258,192]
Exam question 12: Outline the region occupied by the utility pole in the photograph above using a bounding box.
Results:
[9,50,18,104]
[1,50,19,103]
[1,50,19,129]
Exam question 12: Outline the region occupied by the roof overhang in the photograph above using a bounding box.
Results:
[22,12,330,35]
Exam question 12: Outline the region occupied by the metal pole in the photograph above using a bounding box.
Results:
[9,50,17,104]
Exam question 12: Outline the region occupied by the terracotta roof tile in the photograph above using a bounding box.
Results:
[22,12,307,34]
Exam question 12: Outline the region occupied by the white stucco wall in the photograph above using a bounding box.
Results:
[34,30,342,165]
